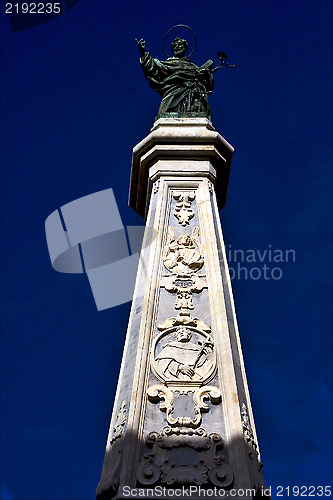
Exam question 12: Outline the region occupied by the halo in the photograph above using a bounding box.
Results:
[163,24,197,58]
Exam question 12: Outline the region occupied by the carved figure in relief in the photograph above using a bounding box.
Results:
[155,326,214,381]
[164,227,203,276]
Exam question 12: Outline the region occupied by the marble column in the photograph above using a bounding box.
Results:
[96,118,268,499]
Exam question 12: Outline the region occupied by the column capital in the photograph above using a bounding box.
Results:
[129,118,234,218]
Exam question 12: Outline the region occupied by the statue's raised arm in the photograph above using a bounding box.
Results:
[135,38,146,58]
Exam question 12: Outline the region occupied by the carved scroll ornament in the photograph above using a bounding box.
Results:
[147,384,221,428]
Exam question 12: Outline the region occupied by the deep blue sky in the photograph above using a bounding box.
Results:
[1,1,332,499]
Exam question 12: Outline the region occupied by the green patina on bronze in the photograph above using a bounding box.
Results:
[136,37,214,120]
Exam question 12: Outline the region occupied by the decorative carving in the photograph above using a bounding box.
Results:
[147,385,173,415]
[241,403,266,493]
[153,326,215,384]
[153,180,160,194]
[157,312,211,333]
[162,227,206,313]
[137,426,233,488]
[172,191,195,226]
[96,401,127,499]
[175,289,194,310]
[147,384,220,428]
[161,275,207,313]
[111,400,127,444]
[241,402,258,456]
[208,180,214,194]
[193,385,222,409]
[161,459,208,485]
[137,432,161,486]
[163,227,203,276]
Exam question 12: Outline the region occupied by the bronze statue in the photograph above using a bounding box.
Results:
[136,37,214,119]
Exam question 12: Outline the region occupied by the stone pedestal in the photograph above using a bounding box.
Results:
[96,118,267,500]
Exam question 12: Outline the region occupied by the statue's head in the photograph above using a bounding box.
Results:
[172,37,188,58]
[177,234,192,246]
[173,326,193,342]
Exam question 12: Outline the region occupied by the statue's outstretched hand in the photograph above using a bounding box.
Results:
[135,38,146,57]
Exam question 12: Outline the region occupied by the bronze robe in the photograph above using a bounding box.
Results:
[140,53,214,118]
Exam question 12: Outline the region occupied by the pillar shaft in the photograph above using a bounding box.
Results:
[96,119,267,499]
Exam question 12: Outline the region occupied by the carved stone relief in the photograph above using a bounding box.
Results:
[160,275,207,313]
[152,326,215,385]
[172,191,195,226]
[141,313,226,486]
[136,209,234,490]
[153,179,160,194]
[161,226,207,316]
[240,403,266,493]
[175,289,194,310]
[241,402,259,457]
[163,227,203,276]
[111,400,127,444]
[157,311,211,333]
[137,426,233,488]
[147,384,221,428]
[208,180,214,195]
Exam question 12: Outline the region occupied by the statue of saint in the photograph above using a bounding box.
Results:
[136,37,214,119]
[155,327,214,381]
